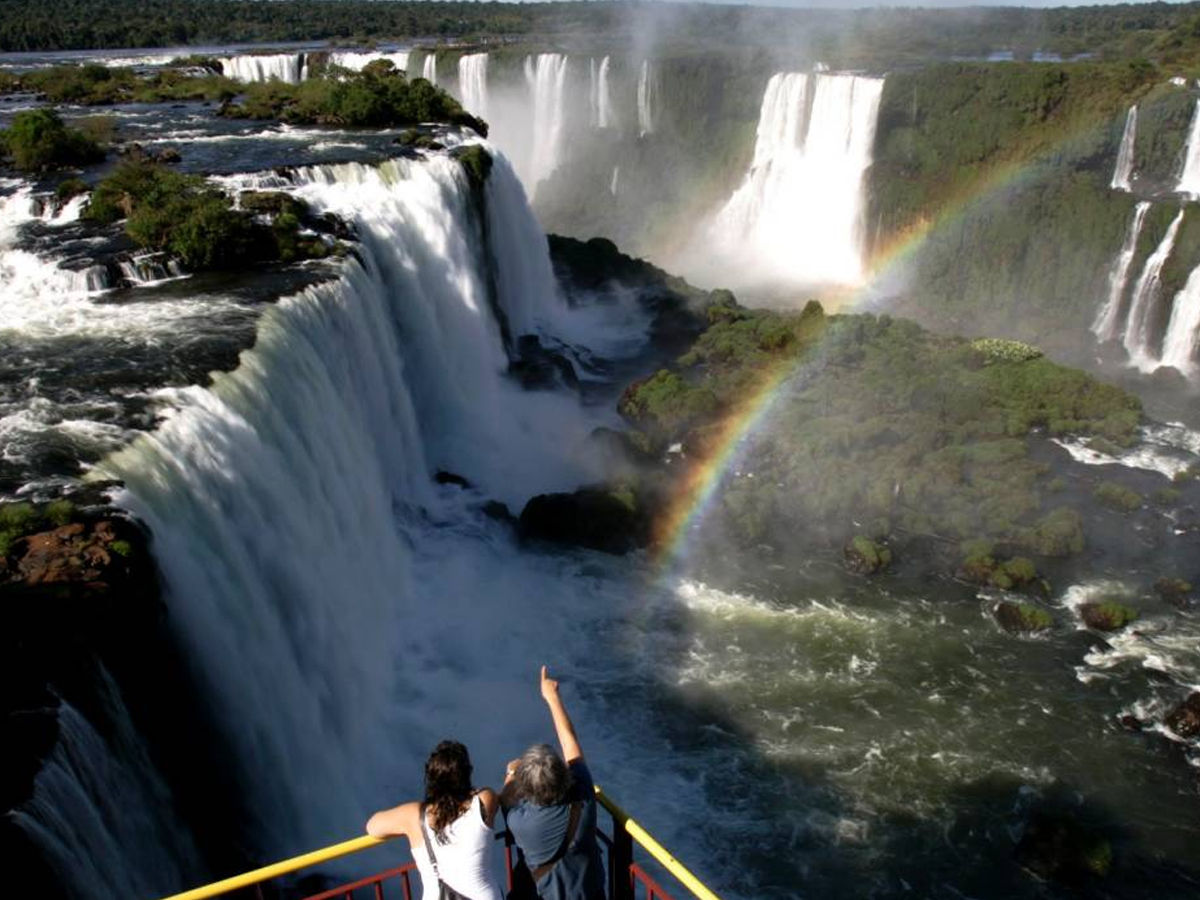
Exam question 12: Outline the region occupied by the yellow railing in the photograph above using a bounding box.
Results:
[159,786,722,900]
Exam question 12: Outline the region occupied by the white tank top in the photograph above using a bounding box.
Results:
[413,794,503,900]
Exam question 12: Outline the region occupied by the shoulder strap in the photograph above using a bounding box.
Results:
[418,803,441,879]
[529,801,582,882]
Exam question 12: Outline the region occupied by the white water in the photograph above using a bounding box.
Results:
[1092,201,1150,341]
[1111,105,1137,191]
[591,56,613,129]
[458,53,488,119]
[690,71,884,291]
[96,150,642,861]
[218,53,306,84]
[1053,421,1200,480]
[637,60,655,136]
[1159,261,1200,375]
[12,684,204,899]
[329,51,410,73]
[522,53,569,190]
[1177,99,1200,198]
[422,52,437,85]
[1122,208,1184,369]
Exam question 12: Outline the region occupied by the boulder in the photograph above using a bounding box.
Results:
[509,335,579,391]
[844,535,892,574]
[1164,692,1200,740]
[434,470,471,489]
[1153,577,1193,609]
[1079,601,1138,632]
[1015,813,1114,883]
[994,601,1052,633]
[7,520,131,590]
[518,487,648,555]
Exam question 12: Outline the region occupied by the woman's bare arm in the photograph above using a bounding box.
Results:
[366,800,420,841]
[540,665,583,763]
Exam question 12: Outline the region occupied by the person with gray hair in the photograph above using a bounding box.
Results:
[501,666,605,900]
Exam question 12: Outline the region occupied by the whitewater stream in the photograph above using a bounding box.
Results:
[2,46,1200,900]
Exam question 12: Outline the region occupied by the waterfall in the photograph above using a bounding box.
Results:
[96,150,606,859]
[218,53,306,84]
[1123,208,1185,369]
[696,71,884,290]
[1092,201,1150,341]
[1160,264,1200,375]
[1177,99,1200,198]
[590,56,613,129]
[13,683,203,900]
[1111,105,1137,191]
[610,166,620,196]
[329,51,411,73]
[637,60,655,136]
[1,186,103,307]
[523,53,569,189]
[422,53,437,85]
[458,53,489,119]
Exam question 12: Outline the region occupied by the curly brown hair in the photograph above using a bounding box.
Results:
[424,740,474,842]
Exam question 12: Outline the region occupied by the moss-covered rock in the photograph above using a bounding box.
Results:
[452,144,492,191]
[844,535,893,574]
[995,600,1053,633]
[1079,600,1138,631]
[1093,481,1142,512]
[1153,576,1193,607]
[517,486,651,555]
[1164,692,1200,739]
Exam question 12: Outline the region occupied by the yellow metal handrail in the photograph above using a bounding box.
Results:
[158,786,721,900]
[160,834,390,900]
[593,787,722,900]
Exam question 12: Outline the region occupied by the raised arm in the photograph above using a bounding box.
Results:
[365,800,420,842]
[540,665,583,763]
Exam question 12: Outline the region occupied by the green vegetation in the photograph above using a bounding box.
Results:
[622,308,1139,557]
[220,62,485,133]
[55,177,89,201]
[995,601,1053,632]
[109,539,134,558]
[84,161,335,271]
[0,499,75,556]
[1080,600,1138,631]
[1093,481,1143,512]
[845,535,892,574]
[0,108,103,172]
[453,145,493,191]
[0,64,238,105]
[971,338,1043,364]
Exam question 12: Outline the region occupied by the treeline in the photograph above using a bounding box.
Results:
[4,0,1200,62]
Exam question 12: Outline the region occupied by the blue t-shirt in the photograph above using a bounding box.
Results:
[505,759,605,900]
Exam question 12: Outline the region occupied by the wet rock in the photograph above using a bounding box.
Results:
[1117,714,1144,732]
[509,335,579,391]
[158,146,182,164]
[1079,601,1138,631]
[1153,577,1193,609]
[435,471,471,489]
[1164,693,1200,739]
[518,487,649,555]
[7,520,130,589]
[1015,812,1114,883]
[994,601,1052,633]
[843,535,892,574]
[480,501,514,524]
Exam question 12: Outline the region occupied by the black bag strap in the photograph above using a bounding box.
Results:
[529,801,582,882]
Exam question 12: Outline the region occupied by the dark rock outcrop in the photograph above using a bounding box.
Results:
[1079,601,1138,631]
[843,535,892,574]
[1015,812,1114,883]
[994,600,1052,633]
[1164,692,1200,740]
[518,487,649,555]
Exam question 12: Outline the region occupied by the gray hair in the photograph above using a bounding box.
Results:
[514,743,571,806]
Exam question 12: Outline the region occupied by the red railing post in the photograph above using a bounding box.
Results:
[610,813,634,900]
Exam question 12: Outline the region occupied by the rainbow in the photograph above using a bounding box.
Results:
[648,101,1134,571]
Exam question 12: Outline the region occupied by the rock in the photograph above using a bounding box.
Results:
[994,601,1052,633]
[509,335,579,391]
[518,487,648,555]
[480,501,514,524]
[239,190,308,218]
[158,146,182,164]
[435,471,471,489]
[1153,577,1193,609]
[9,521,127,588]
[1015,813,1114,882]
[1079,601,1138,631]
[1117,714,1144,732]
[1164,693,1200,739]
[844,535,892,575]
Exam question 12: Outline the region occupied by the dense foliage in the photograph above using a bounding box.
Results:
[221,61,485,132]
[0,108,104,172]
[0,63,241,105]
[84,161,332,270]
[621,306,1142,558]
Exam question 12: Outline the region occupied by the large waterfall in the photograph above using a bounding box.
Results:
[1123,208,1185,368]
[422,53,437,85]
[523,53,569,190]
[636,60,655,136]
[458,53,489,119]
[1177,99,1200,198]
[93,149,627,863]
[1092,201,1151,341]
[590,56,613,129]
[329,51,411,73]
[1161,263,1200,374]
[218,53,307,84]
[689,71,884,293]
[1111,105,1137,191]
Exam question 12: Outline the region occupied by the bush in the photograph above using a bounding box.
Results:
[1094,481,1142,512]
[0,108,104,172]
[55,177,89,201]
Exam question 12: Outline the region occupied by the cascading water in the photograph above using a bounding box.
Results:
[218,53,306,84]
[458,53,488,120]
[12,679,204,900]
[1159,263,1200,375]
[1176,99,1200,198]
[523,53,569,190]
[329,51,411,73]
[636,60,655,136]
[590,56,613,129]
[1092,201,1150,341]
[690,70,884,292]
[422,53,437,85]
[1122,208,1184,369]
[1111,105,1137,191]
[95,149,622,862]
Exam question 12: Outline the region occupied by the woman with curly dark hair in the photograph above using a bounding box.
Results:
[366,740,502,900]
